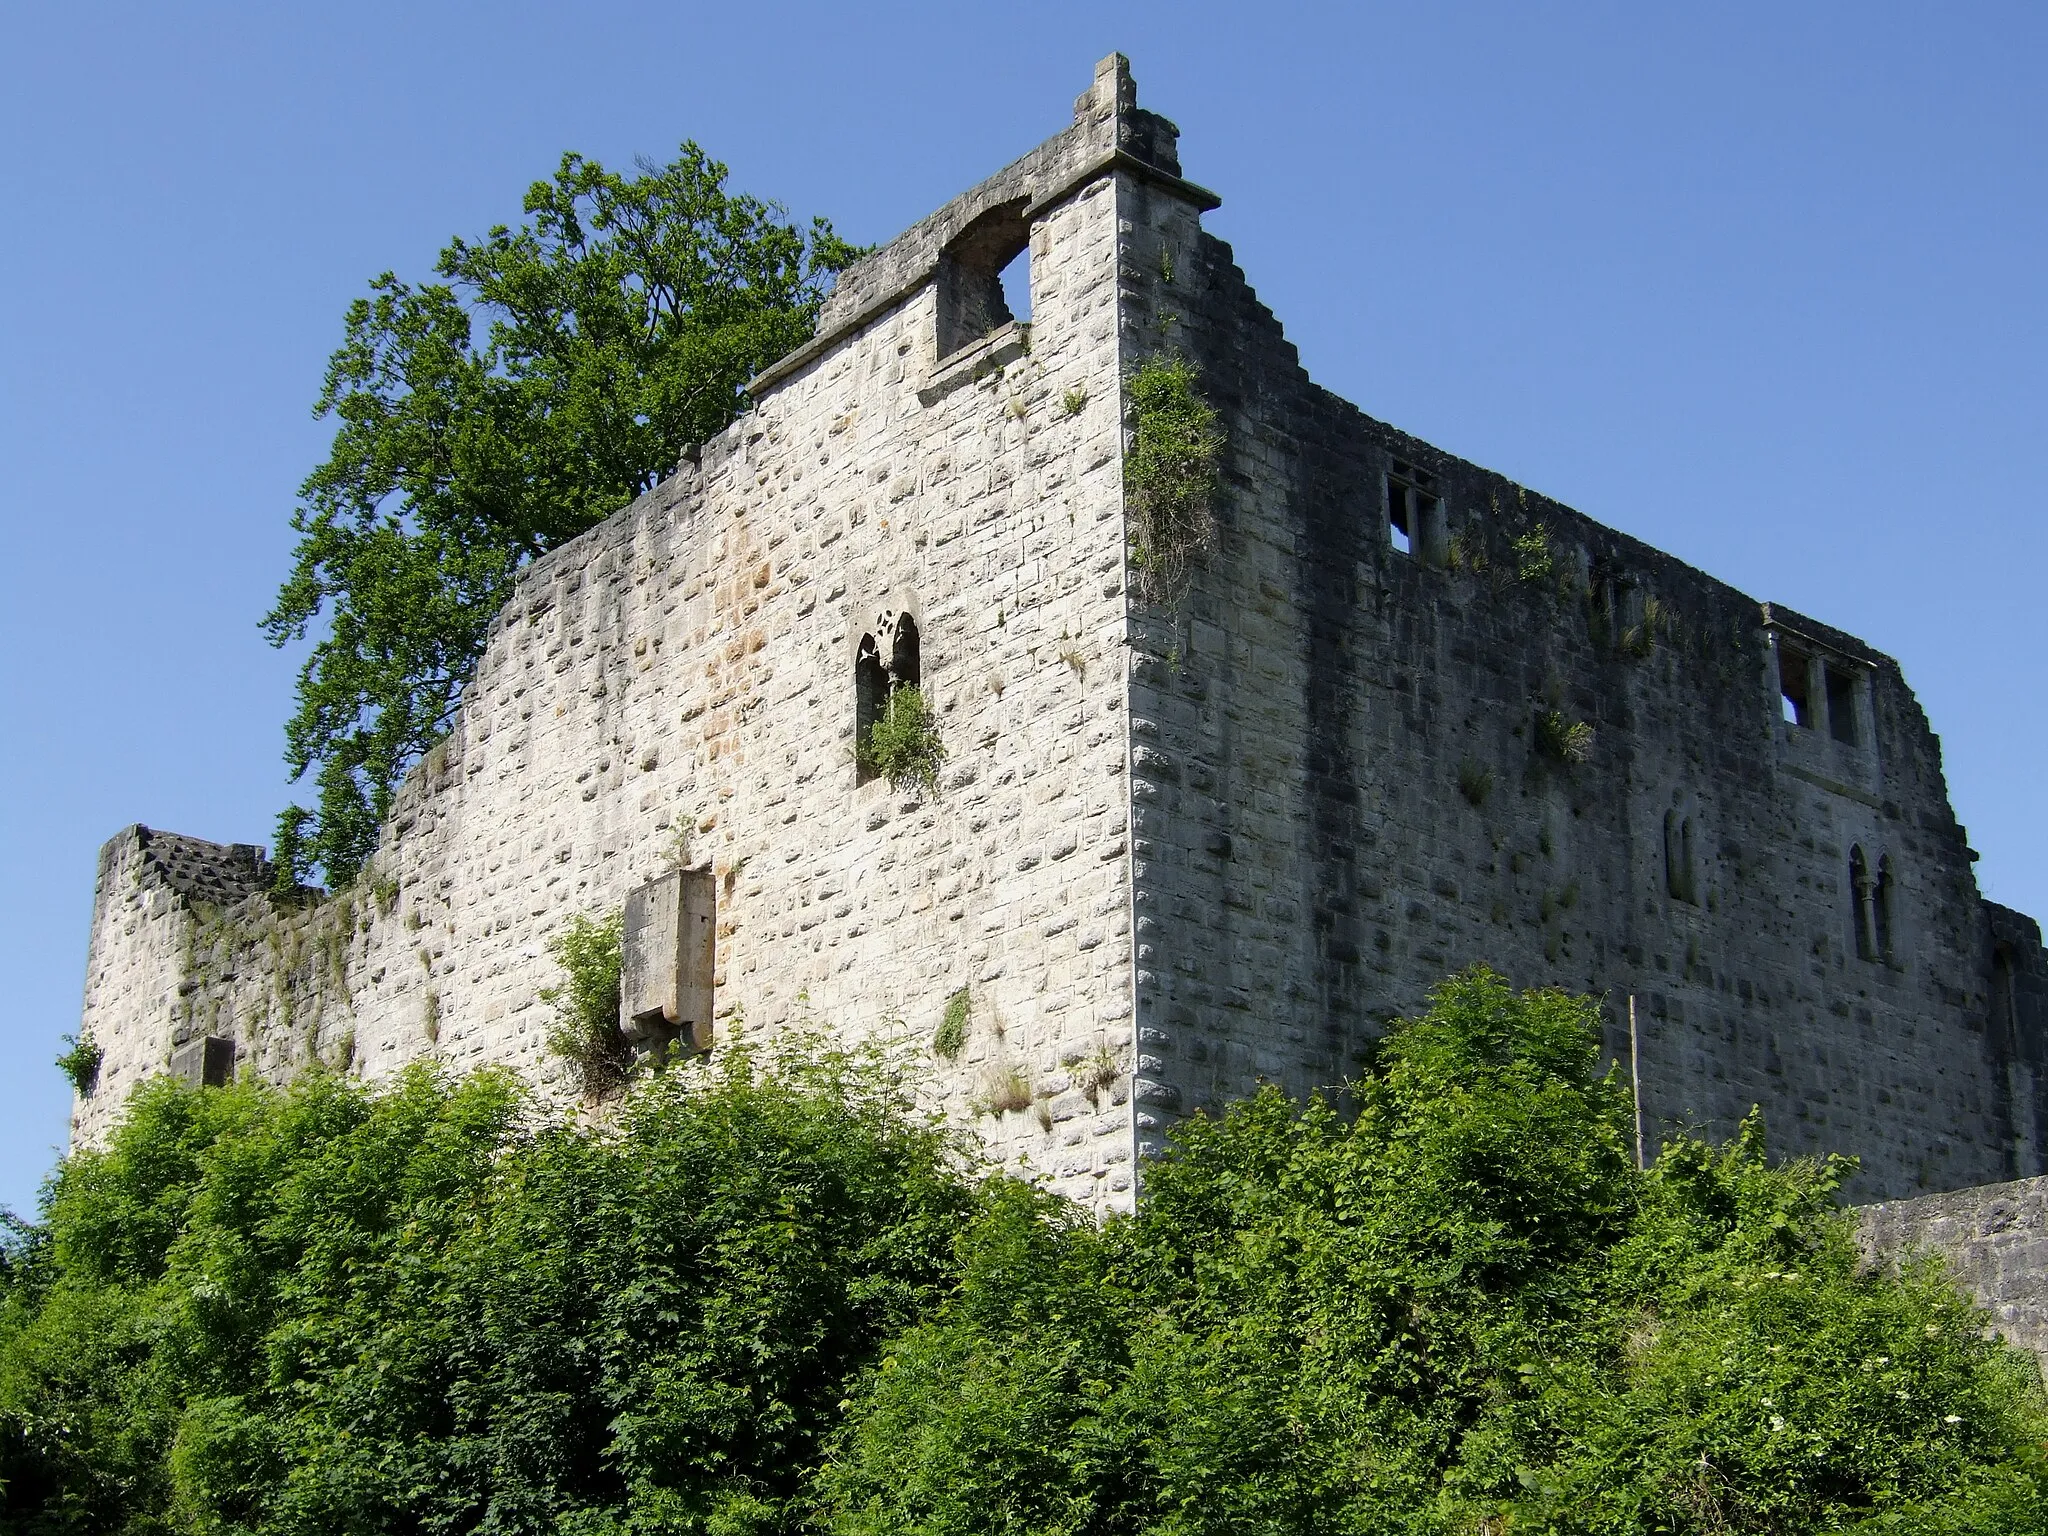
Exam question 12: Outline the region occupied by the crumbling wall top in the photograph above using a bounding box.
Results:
[112,825,274,907]
[750,54,1215,396]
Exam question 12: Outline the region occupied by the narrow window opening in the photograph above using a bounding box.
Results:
[936,199,1030,360]
[890,615,921,692]
[1850,845,1876,960]
[1993,945,2020,1052]
[1873,854,1895,961]
[854,634,887,786]
[1779,642,1812,728]
[1388,461,1438,559]
[997,245,1032,324]
[1663,809,1700,904]
[1826,664,1859,746]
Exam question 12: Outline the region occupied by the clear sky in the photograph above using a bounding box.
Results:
[3,2,2042,1218]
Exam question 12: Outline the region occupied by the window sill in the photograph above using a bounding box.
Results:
[919,322,1031,406]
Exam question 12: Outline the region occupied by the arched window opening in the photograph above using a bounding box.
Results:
[1663,807,1699,904]
[1993,945,2020,1053]
[890,615,921,692]
[854,634,887,786]
[1850,845,1876,961]
[1873,854,1895,962]
[936,199,1030,360]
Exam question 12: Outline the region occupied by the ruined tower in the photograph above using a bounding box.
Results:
[73,56,2048,1209]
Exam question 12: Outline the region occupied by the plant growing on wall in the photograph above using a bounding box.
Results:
[265,147,863,890]
[1514,522,1558,584]
[933,987,971,1058]
[540,909,631,1096]
[53,1033,101,1096]
[1537,708,1596,765]
[860,685,947,797]
[1124,352,1224,604]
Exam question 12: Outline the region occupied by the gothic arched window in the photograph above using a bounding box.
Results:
[855,633,887,785]
[1850,845,1875,961]
[890,615,921,690]
[1874,854,1895,962]
[1664,807,1699,904]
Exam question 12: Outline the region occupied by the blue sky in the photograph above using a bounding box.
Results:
[3,2,2042,1216]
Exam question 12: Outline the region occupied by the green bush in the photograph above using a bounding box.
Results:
[1538,707,1596,765]
[53,1035,102,1097]
[0,1043,973,1534]
[820,970,2048,1535]
[860,685,946,798]
[540,909,632,1095]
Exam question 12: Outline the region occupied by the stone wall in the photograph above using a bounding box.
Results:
[72,55,2047,1214]
[1861,1176,2048,1379]
[73,58,1181,1215]
[1114,143,2044,1201]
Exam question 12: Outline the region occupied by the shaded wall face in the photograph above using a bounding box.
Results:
[75,833,198,1139]
[73,172,1147,1212]
[1119,184,2023,1199]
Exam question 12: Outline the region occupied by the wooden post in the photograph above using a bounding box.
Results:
[1629,993,1645,1170]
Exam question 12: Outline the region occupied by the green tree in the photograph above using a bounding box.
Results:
[264,146,859,888]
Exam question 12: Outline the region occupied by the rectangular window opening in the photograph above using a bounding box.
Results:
[1825,664,1859,746]
[1778,643,1812,728]
[1388,461,1434,558]
[998,245,1032,323]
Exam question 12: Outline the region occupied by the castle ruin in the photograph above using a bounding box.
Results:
[73,57,2048,1221]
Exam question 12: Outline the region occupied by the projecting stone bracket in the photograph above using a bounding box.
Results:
[168,1034,234,1089]
[620,868,716,1064]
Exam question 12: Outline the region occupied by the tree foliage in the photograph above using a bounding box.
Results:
[5,973,2043,1534]
[0,1045,971,1534]
[821,972,2048,1535]
[264,146,860,888]
[539,909,631,1096]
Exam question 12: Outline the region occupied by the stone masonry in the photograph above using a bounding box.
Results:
[1862,1176,2048,1379]
[72,58,2048,1227]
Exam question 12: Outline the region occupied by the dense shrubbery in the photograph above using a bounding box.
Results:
[0,1042,971,1534]
[825,973,2048,1533]
[8,972,2045,1533]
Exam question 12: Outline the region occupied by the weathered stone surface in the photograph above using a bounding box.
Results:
[1861,1176,2048,1378]
[167,1034,233,1089]
[68,56,2048,1227]
[621,867,715,1056]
